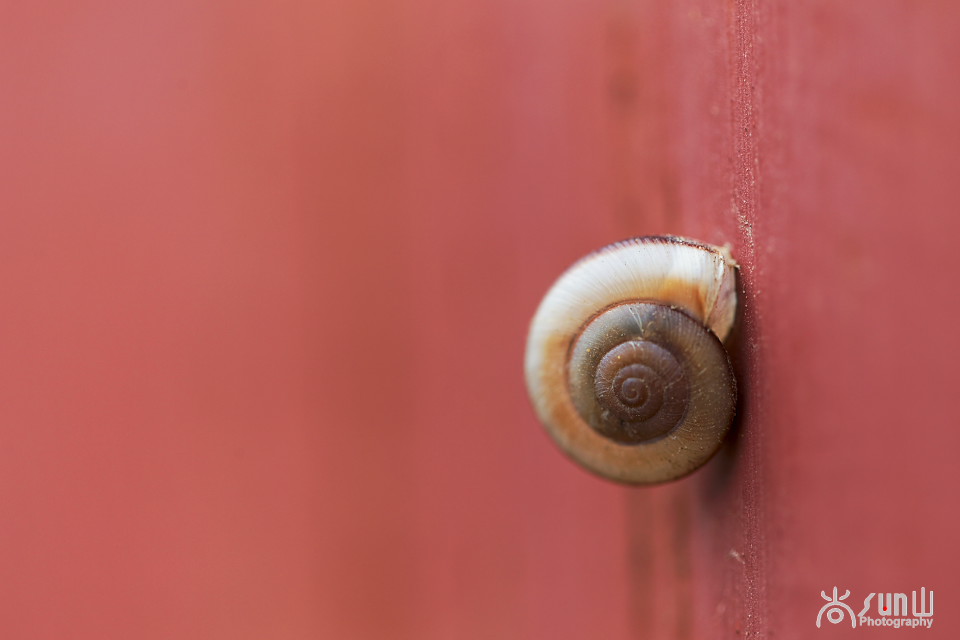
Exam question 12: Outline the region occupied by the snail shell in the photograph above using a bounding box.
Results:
[524,236,738,484]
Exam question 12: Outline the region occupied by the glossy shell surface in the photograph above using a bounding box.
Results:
[524,236,738,484]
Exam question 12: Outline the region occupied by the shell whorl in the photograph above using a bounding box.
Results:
[524,236,738,484]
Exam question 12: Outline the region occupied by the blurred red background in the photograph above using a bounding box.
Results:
[2,1,959,638]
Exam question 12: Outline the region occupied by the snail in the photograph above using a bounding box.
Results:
[524,236,738,484]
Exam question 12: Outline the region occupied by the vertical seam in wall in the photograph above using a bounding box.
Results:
[732,1,760,271]
[730,0,767,637]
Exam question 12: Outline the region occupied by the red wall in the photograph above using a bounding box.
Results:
[2,1,959,638]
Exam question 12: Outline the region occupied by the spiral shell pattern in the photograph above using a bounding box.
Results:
[524,236,738,484]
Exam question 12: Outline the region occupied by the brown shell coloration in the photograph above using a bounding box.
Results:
[524,236,738,484]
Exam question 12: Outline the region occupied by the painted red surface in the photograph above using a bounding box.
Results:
[622,2,960,638]
[2,1,959,639]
